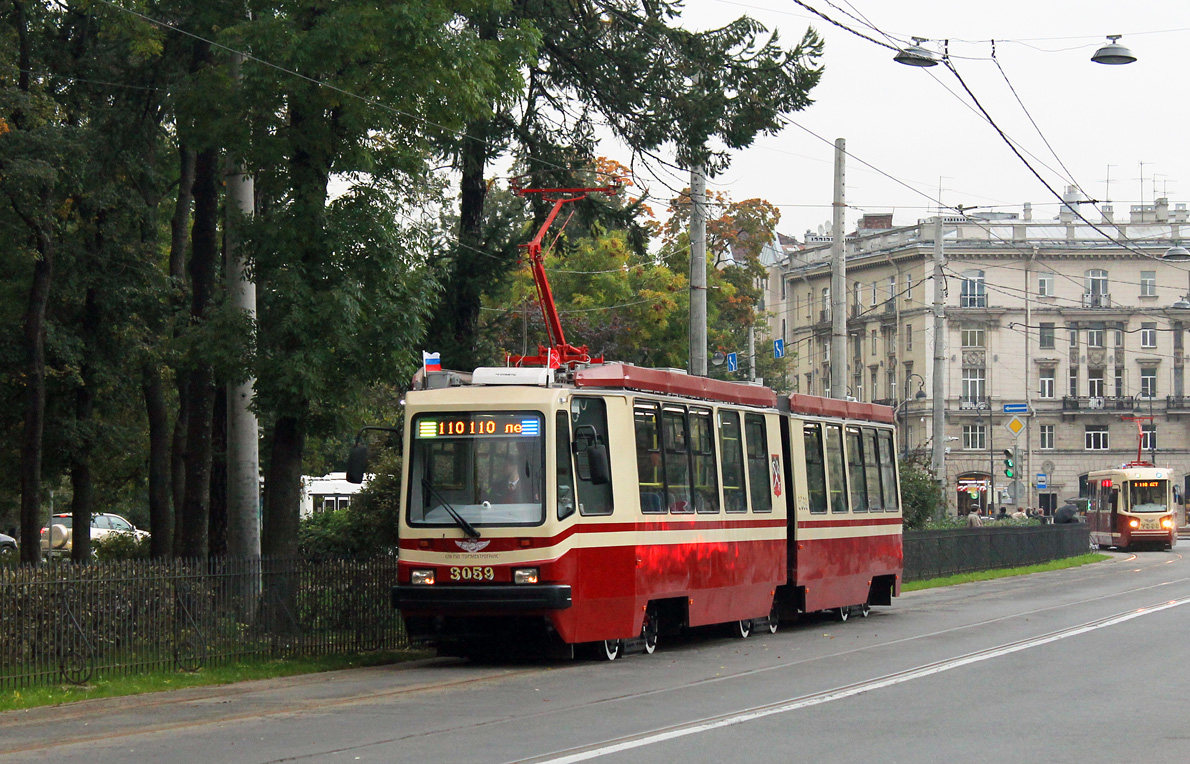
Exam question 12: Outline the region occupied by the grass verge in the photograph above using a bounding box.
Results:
[0,648,433,714]
[902,552,1110,592]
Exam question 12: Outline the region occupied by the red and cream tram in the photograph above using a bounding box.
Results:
[1086,464,1178,551]
[347,178,900,659]
[352,363,901,659]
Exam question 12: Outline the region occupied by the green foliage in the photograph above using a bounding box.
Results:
[900,459,943,530]
[299,444,402,559]
[93,533,151,562]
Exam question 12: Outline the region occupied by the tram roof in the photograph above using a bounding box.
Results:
[571,363,894,423]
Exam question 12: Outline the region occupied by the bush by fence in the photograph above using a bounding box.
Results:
[903,523,1091,582]
[0,557,409,691]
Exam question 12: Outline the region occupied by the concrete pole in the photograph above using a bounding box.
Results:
[931,217,948,513]
[689,162,708,377]
[225,53,260,561]
[830,138,847,398]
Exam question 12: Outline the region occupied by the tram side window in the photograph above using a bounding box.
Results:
[690,408,720,513]
[825,424,848,513]
[803,423,829,514]
[556,412,576,520]
[862,428,883,511]
[846,426,869,513]
[634,403,666,514]
[719,410,748,513]
[876,429,899,512]
[744,414,772,513]
[572,397,614,516]
[664,407,694,513]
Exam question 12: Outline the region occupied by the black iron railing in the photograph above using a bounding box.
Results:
[903,523,1090,582]
[0,557,408,690]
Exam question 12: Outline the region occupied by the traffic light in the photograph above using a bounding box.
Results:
[1002,448,1015,478]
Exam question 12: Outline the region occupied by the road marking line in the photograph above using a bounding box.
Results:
[521,597,1190,764]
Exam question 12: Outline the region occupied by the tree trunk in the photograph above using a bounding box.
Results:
[70,287,100,563]
[208,386,228,557]
[19,226,52,565]
[262,414,305,558]
[178,146,220,559]
[143,365,173,558]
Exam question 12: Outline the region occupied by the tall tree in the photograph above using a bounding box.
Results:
[428,0,823,369]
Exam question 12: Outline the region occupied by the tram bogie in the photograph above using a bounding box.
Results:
[1086,465,1178,551]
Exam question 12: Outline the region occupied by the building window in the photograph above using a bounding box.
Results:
[1141,322,1157,348]
[870,281,878,306]
[1040,424,1055,450]
[1141,271,1156,297]
[1085,269,1108,296]
[1088,368,1104,398]
[870,367,879,399]
[962,367,986,402]
[870,329,877,356]
[1141,424,1156,452]
[1140,367,1157,397]
[1037,273,1055,296]
[1087,323,1105,348]
[1039,323,1055,349]
[1068,367,1078,397]
[1069,327,1078,347]
[888,275,896,300]
[1114,324,1124,346]
[905,323,913,351]
[1085,425,1109,450]
[961,327,986,348]
[806,291,812,319]
[1039,368,1055,398]
[963,424,986,450]
[853,283,862,310]
[821,288,830,321]
[1115,366,1125,397]
[960,270,986,308]
[887,369,897,399]
[906,273,913,300]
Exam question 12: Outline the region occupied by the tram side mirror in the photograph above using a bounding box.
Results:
[346,442,369,484]
[573,425,611,485]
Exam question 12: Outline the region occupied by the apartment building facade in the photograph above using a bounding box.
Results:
[766,199,1190,517]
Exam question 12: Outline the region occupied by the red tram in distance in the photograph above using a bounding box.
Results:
[349,363,902,660]
[1086,464,1178,551]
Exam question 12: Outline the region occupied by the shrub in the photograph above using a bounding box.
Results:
[299,444,402,560]
[93,532,151,561]
[900,458,943,530]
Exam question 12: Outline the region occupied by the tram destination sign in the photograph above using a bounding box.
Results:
[415,413,543,439]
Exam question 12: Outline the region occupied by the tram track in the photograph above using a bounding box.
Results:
[5,551,1189,760]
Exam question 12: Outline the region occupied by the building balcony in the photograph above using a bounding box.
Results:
[1081,292,1111,308]
[1061,395,1141,412]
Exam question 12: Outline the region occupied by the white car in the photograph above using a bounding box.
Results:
[0,531,16,565]
[41,513,149,554]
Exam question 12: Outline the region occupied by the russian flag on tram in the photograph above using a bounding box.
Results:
[422,351,442,373]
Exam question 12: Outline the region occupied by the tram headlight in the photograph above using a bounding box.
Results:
[411,569,435,585]
[513,567,539,585]
[1129,518,1139,528]
[1162,517,1175,529]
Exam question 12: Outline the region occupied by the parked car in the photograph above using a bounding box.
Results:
[40,513,149,555]
[0,531,16,565]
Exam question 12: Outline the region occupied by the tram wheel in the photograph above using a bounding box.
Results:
[734,619,752,639]
[641,606,659,655]
[597,639,621,661]
[766,600,779,635]
[858,603,871,618]
[837,606,850,622]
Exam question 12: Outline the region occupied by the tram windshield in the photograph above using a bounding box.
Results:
[1128,479,1168,513]
[407,412,545,527]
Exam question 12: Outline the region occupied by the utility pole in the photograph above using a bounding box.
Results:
[689,162,708,377]
[225,51,260,562]
[830,138,847,398]
[931,217,947,513]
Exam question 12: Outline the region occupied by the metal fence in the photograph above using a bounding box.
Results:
[903,523,1091,582]
[0,557,409,691]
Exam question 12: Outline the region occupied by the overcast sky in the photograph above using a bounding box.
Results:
[628,0,1190,241]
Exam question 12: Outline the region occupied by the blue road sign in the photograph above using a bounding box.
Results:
[1003,403,1029,414]
[727,352,738,372]
[1037,473,1048,489]
[773,339,785,359]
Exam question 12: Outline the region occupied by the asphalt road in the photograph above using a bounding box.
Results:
[4,546,1190,764]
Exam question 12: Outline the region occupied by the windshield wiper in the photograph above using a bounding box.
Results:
[421,479,480,539]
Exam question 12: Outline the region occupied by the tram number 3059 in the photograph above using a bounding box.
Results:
[449,566,495,581]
